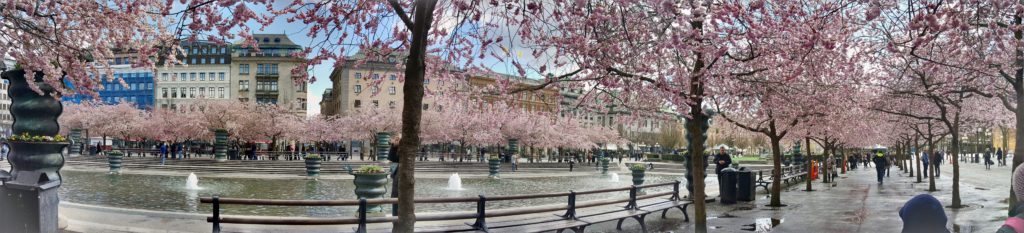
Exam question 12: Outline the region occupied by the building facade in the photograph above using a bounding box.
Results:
[231,34,308,115]
[0,80,10,136]
[321,51,558,116]
[154,41,233,109]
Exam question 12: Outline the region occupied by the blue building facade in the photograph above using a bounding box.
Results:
[60,71,155,110]
[98,72,155,109]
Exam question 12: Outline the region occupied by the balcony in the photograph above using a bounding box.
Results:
[255,72,279,78]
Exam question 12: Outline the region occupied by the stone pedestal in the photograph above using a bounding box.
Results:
[0,185,60,233]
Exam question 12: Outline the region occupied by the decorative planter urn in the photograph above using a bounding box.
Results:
[213,129,228,162]
[353,173,389,214]
[600,158,610,174]
[3,69,67,189]
[488,158,501,178]
[631,169,646,186]
[304,156,322,177]
[376,132,391,161]
[107,151,124,174]
[68,129,82,156]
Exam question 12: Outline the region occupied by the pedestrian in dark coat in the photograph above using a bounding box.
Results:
[713,147,733,176]
[899,194,950,233]
[873,151,888,184]
[986,148,994,170]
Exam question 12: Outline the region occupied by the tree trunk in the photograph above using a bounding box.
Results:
[805,137,813,191]
[1013,76,1024,213]
[683,107,708,230]
[928,135,937,191]
[769,136,783,207]
[915,136,922,183]
[950,127,962,208]
[393,0,438,231]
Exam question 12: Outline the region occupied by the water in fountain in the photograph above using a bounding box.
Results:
[447,173,464,190]
[610,173,620,182]
[185,173,200,190]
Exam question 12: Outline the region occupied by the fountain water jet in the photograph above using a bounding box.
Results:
[610,173,620,182]
[185,173,200,190]
[446,173,464,190]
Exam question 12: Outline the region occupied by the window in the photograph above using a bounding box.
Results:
[218,72,225,81]
[201,47,207,54]
[147,83,153,90]
[200,58,206,64]
[171,88,178,98]
[219,58,225,64]
[270,64,278,74]
[354,100,361,108]
[199,87,205,98]
[199,73,206,81]
[389,75,396,80]
[239,80,249,91]
[190,87,196,98]
[220,47,226,54]
[178,73,186,81]
[161,73,169,82]
[239,64,250,74]
[354,85,362,93]
[355,73,362,80]
[372,86,379,93]
[372,100,379,107]
[208,87,214,97]
[373,74,380,80]
[388,87,396,95]
[257,64,264,74]
[190,73,196,81]
[191,58,196,64]
[388,101,395,109]
[218,87,225,98]
[162,88,168,98]
[131,83,138,90]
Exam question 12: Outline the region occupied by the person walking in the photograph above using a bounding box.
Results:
[873,151,888,184]
[713,147,733,180]
[900,194,951,233]
[569,160,575,172]
[999,147,1006,167]
[863,153,871,168]
[159,142,168,165]
[934,152,942,177]
[985,148,994,170]
[922,152,930,178]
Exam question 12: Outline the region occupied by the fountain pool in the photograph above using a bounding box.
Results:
[58,170,684,217]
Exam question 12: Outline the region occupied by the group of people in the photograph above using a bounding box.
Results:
[982,147,1009,170]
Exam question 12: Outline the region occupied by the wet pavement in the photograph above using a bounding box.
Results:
[614,161,1012,233]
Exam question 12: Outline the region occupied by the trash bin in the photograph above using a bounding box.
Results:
[736,168,756,202]
[719,167,738,204]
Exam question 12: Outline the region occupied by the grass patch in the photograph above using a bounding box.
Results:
[733,156,763,162]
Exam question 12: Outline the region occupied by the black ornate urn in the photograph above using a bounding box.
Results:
[3,70,67,189]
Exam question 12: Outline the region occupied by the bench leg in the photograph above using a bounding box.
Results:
[573,225,587,233]
[616,218,625,230]
[635,215,648,233]
[682,203,690,222]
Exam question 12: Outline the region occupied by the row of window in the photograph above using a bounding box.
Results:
[353,85,397,95]
[237,63,283,75]
[102,96,152,106]
[161,87,227,99]
[183,57,228,65]
[354,73,399,81]
[161,72,226,82]
[186,46,229,55]
[104,83,154,91]
[352,100,437,111]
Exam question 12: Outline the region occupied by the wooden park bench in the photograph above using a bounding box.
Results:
[200,181,692,233]
[754,166,809,194]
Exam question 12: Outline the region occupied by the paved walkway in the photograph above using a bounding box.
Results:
[635,162,1008,232]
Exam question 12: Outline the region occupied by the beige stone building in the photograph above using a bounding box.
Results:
[320,55,560,116]
[321,51,442,116]
[155,41,233,109]
[231,34,308,115]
